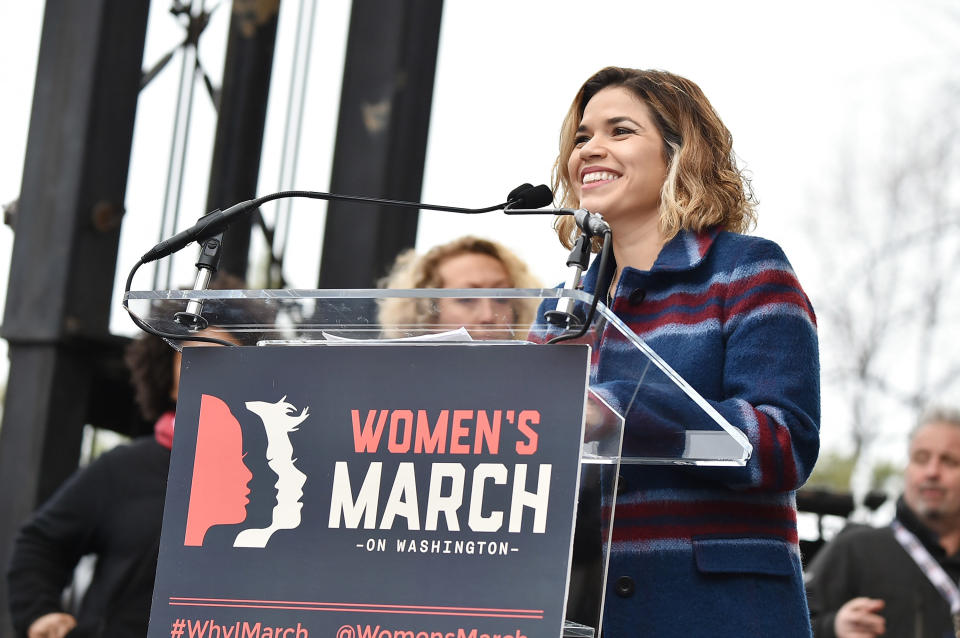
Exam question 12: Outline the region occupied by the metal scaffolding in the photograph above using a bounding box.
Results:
[0,1,443,634]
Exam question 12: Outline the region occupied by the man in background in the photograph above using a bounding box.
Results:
[806,407,960,638]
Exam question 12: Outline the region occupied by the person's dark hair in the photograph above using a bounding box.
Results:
[124,272,248,421]
[124,334,176,422]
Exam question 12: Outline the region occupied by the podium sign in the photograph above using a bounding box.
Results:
[149,343,590,638]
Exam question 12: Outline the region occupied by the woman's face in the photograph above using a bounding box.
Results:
[566,86,669,227]
[434,252,515,336]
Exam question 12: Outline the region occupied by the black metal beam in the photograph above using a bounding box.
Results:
[0,1,149,633]
[206,0,281,279]
[318,0,444,289]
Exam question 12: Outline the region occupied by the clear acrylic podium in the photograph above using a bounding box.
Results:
[127,287,751,638]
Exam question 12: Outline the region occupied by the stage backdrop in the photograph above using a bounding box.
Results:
[149,343,590,638]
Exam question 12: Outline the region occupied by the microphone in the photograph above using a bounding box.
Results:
[503,195,612,334]
[140,185,557,264]
[500,184,610,238]
[141,203,245,263]
[505,183,554,210]
[506,203,610,239]
[127,183,558,339]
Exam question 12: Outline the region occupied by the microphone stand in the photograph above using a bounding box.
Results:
[505,206,613,342]
[544,235,590,328]
[123,185,554,344]
[173,230,223,331]
[546,233,612,345]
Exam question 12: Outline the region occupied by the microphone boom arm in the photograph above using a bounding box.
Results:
[506,207,610,237]
[141,190,519,264]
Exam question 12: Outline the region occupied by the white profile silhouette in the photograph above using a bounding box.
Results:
[234,396,310,548]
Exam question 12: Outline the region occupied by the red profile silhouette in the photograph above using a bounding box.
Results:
[184,394,253,546]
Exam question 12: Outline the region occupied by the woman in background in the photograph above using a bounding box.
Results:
[379,235,541,340]
[7,334,177,638]
[8,271,241,638]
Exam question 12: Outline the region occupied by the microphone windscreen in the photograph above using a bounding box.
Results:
[507,183,535,202]
[517,184,554,209]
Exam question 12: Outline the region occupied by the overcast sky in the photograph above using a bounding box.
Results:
[1,0,958,456]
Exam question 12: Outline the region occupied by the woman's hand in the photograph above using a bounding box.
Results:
[27,612,77,638]
[584,396,618,442]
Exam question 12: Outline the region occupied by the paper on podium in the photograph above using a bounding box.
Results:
[320,327,474,342]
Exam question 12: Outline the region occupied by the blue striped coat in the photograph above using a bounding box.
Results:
[533,228,820,637]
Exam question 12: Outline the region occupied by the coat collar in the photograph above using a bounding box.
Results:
[580,227,721,294]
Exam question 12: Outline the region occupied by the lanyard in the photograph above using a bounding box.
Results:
[891,519,960,614]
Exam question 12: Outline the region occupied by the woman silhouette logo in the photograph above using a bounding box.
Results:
[233,396,310,548]
[184,394,253,546]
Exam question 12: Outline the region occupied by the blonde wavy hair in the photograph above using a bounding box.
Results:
[377,236,541,337]
[553,66,757,251]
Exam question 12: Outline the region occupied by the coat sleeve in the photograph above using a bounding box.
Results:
[5,456,111,636]
[701,239,820,490]
[591,239,821,491]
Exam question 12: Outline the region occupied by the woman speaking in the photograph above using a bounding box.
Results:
[535,67,820,637]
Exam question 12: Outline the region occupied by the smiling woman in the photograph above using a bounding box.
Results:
[532,66,821,637]
[569,88,669,234]
[553,68,757,265]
